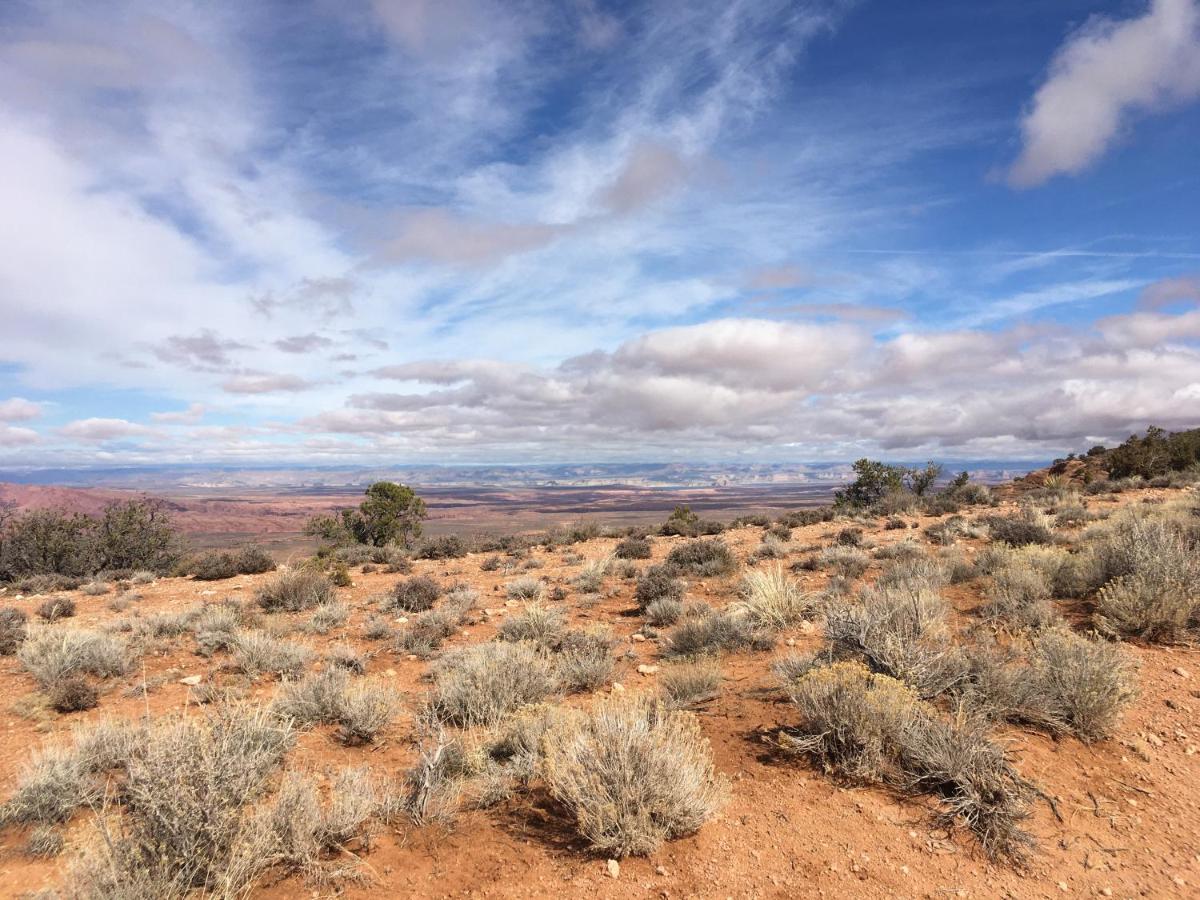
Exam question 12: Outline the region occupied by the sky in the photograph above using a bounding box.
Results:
[1,0,1199,468]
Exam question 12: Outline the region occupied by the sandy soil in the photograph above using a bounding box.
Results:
[0,488,1196,899]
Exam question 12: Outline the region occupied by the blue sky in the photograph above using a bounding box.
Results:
[1,0,1198,467]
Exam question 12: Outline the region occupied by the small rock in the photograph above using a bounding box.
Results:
[178,675,202,686]
[199,589,216,596]
[1174,666,1191,679]
[407,654,419,661]
[1058,882,1069,893]
[631,633,647,643]
[637,664,660,675]
[655,866,668,876]
[395,616,409,624]
[383,668,397,677]
[611,682,625,693]
[606,859,620,879]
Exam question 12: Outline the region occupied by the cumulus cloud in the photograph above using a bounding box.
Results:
[150,403,205,424]
[59,418,152,441]
[153,330,250,370]
[0,425,39,446]
[0,398,42,421]
[1138,273,1200,309]
[300,310,1200,457]
[1008,0,1200,187]
[274,334,335,354]
[221,374,314,394]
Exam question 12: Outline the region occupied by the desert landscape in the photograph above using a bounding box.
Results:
[0,431,1198,898]
[3,1,1200,898]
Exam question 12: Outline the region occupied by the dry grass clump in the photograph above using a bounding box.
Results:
[427,641,557,727]
[663,607,774,658]
[734,565,812,629]
[824,583,964,698]
[306,600,350,634]
[1092,511,1200,641]
[79,581,110,596]
[390,575,442,613]
[750,533,790,562]
[816,546,870,578]
[961,631,1136,741]
[231,631,314,679]
[275,669,399,745]
[779,661,1032,861]
[498,604,566,647]
[634,564,684,610]
[68,705,295,898]
[26,825,64,857]
[644,596,683,627]
[395,589,476,657]
[554,628,616,693]
[266,766,380,873]
[0,606,28,654]
[541,694,727,857]
[614,535,652,559]
[505,575,545,603]
[665,539,737,577]
[18,626,129,687]
[1,745,97,825]
[256,568,335,613]
[572,555,613,593]
[661,659,722,709]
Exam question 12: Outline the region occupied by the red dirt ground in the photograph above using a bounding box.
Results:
[0,489,1196,899]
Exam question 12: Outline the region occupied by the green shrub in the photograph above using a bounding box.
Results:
[635,564,684,610]
[0,606,28,654]
[614,535,652,559]
[37,595,76,622]
[417,534,468,560]
[666,540,737,577]
[390,575,442,612]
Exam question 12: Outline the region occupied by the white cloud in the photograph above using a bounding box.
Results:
[0,398,43,421]
[59,418,153,441]
[1008,0,1200,187]
[221,374,315,395]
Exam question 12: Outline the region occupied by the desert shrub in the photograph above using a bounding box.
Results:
[48,674,99,712]
[816,546,870,578]
[504,575,545,603]
[874,538,926,562]
[1,746,96,825]
[480,554,503,572]
[231,631,314,679]
[779,660,1032,860]
[79,580,110,596]
[1092,512,1200,641]
[69,705,295,897]
[18,627,129,686]
[234,545,275,574]
[363,616,394,641]
[0,509,98,579]
[634,564,684,610]
[386,574,441,613]
[751,534,790,561]
[875,556,947,593]
[666,539,737,577]
[572,556,612,593]
[428,642,557,727]
[614,535,652,559]
[924,515,974,546]
[660,505,724,537]
[275,669,399,745]
[191,550,240,581]
[316,638,360,672]
[542,694,727,857]
[780,661,921,780]
[255,568,335,612]
[734,565,811,629]
[894,714,1033,861]
[555,639,615,693]
[266,767,378,868]
[778,506,836,528]
[644,597,683,627]
[1053,505,1093,528]
[306,600,350,634]
[305,481,426,549]
[0,606,28,654]
[399,726,473,826]
[661,659,722,709]
[824,584,964,698]
[985,513,1053,547]
[982,558,1060,631]
[835,526,863,547]
[1025,629,1136,741]
[663,608,774,658]
[396,607,460,657]
[35,595,76,622]
[327,559,352,587]
[417,534,468,560]
[498,604,566,648]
